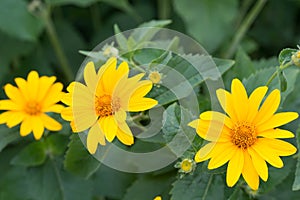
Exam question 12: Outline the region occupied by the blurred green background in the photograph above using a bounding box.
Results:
[1,0,300,199]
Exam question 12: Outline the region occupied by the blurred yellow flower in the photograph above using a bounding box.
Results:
[189,79,298,190]
[0,71,64,139]
[61,57,157,154]
[153,196,162,200]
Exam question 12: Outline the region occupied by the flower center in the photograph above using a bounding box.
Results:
[181,159,193,173]
[25,101,41,115]
[95,95,120,117]
[231,121,257,149]
[148,71,162,84]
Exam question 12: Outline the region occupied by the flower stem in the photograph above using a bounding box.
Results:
[41,8,73,82]
[266,61,293,86]
[224,0,267,58]
[158,0,171,19]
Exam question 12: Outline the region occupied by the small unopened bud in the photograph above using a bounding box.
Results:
[102,43,119,57]
[292,51,300,67]
[148,71,163,85]
[175,158,196,178]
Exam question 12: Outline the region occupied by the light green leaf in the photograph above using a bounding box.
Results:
[293,126,300,191]
[10,140,47,167]
[0,0,44,41]
[64,134,100,178]
[0,125,20,152]
[173,0,238,52]
[170,166,225,200]
[114,24,129,51]
[278,48,297,65]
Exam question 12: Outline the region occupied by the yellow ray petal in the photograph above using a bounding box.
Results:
[0,100,22,111]
[116,122,134,145]
[40,114,62,131]
[252,139,283,168]
[257,112,299,132]
[72,108,98,132]
[101,57,119,93]
[20,116,33,137]
[84,61,98,93]
[61,107,74,121]
[116,73,145,98]
[200,111,233,128]
[6,111,25,128]
[188,119,199,129]
[128,98,157,112]
[129,80,153,99]
[37,76,56,102]
[0,111,11,124]
[99,116,117,142]
[208,143,236,169]
[226,149,244,187]
[4,84,25,105]
[116,61,129,80]
[258,128,295,139]
[44,104,64,113]
[114,109,126,122]
[61,93,72,106]
[41,82,63,108]
[32,116,44,140]
[15,77,29,101]
[242,152,259,190]
[87,122,106,154]
[231,79,248,121]
[247,86,268,122]
[254,89,280,126]
[27,71,39,100]
[216,89,237,122]
[248,147,268,181]
[260,138,297,156]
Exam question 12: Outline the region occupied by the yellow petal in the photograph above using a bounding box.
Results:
[15,77,29,101]
[20,116,33,137]
[72,107,98,132]
[129,80,153,99]
[254,89,280,126]
[128,97,157,112]
[3,84,25,105]
[101,57,119,93]
[41,82,63,108]
[247,86,268,122]
[84,61,98,93]
[61,107,74,121]
[44,104,64,113]
[116,122,134,145]
[216,89,237,122]
[260,138,297,156]
[226,149,244,187]
[188,119,199,129]
[40,114,62,131]
[116,61,129,81]
[6,111,25,128]
[231,79,248,121]
[257,112,299,132]
[99,116,117,142]
[114,109,127,122]
[242,152,259,190]
[32,116,44,140]
[87,122,106,154]
[116,73,145,99]
[37,76,56,102]
[200,111,233,128]
[258,128,295,139]
[0,100,22,111]
[252,139,283,168]
[27,71,39,100]
[208,143,236,169]
[248,147,268,181]
[61,93,72,106]
[0,111,11,124]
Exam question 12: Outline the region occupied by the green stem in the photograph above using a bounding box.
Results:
[266,61,293,86]
[224,0,267,58]
[90,4,101,33]
[42,9,73,82]
[158,0,171,19]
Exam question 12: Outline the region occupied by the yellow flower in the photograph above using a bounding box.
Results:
[61,57,157,154]
[180,158,195,173]
[0,71,64,139]
[148,71,162,84]
[188,79,298,190]
[153,196,162,200]
[292,50,300,67]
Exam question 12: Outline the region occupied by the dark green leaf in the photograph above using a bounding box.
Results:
[0,0,44,41]
[11,140,47,167]
[278,48,297,65]
[49,0,99,7]
[292,126,300,191]
[45,134,69,156]
[170,166,225,200]
[0,125,20,152]
[64,134,100,178]
[279,71,287,92]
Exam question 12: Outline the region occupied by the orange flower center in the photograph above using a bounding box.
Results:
[95,95,121,117]
[231,121,257,149]
[25,101,41,115]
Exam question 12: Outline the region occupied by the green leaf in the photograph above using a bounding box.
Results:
[114,24,129,51]
[0,125,20,152]
[279,71,287,92]
[11,140,47,167]
[45,134,69,156]
[293,126,300,191]
[278,48,297,65]
[123,173,175,200]
[49,0,99,7]
[64,134,100,178]
[173,0,238,52]
[170,166,225,200]
[0,0,43,41]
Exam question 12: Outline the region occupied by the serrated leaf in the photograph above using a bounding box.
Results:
[123,173,175,200]
[0,125,20,152]
[64,134,100,178]
[278,48,297,65]
[292,126,300,191]
[170,166,225,200]
[11,140,47,167]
